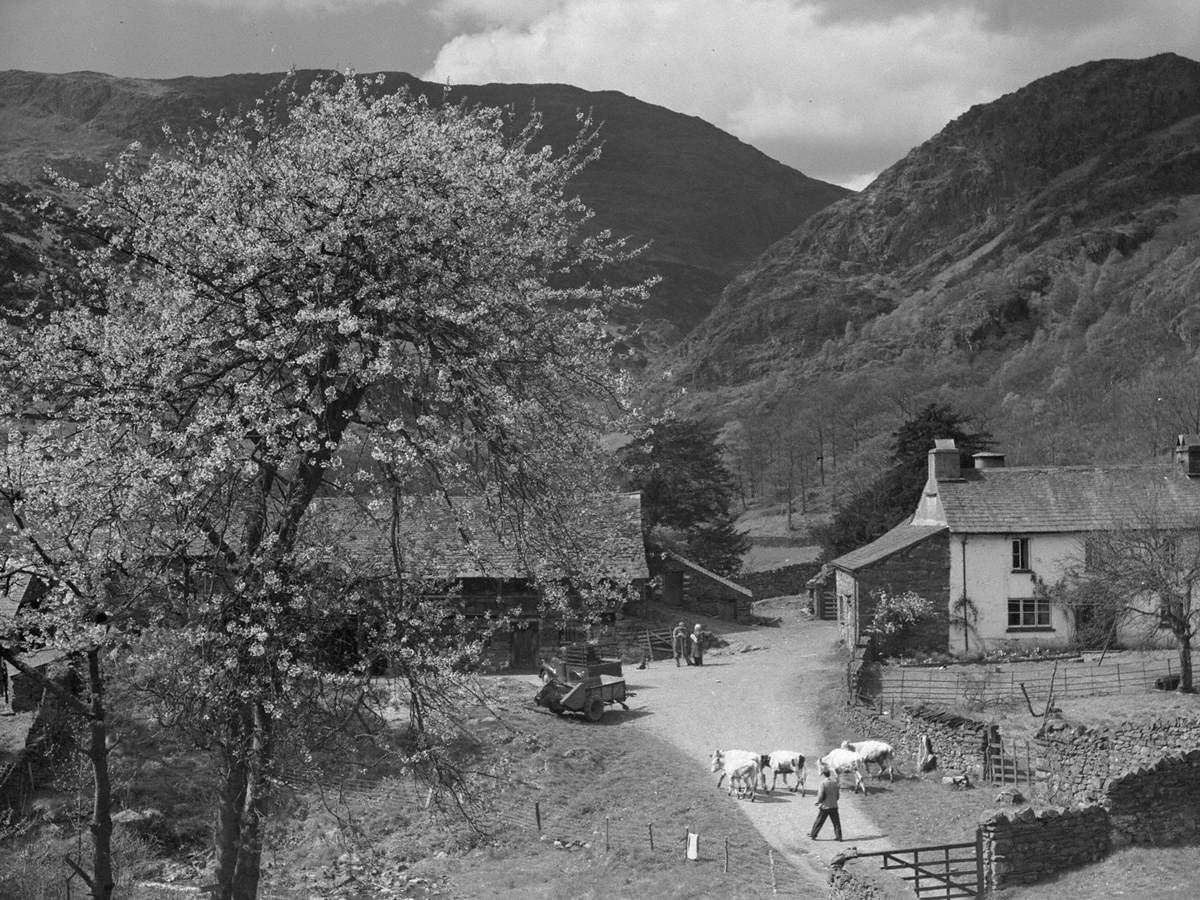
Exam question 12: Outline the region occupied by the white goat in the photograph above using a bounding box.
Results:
[841,739,896,782]
[709,749,760,800]
[759,750,807,794]
[818,747,867,794]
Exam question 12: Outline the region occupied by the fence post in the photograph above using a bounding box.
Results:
[768,848,778,894]
[1025,743,1032,790]
[724,836,729,874]
[605,817,610,852]
[975,827,985,895]
[1117,663,1122,693]
[648,823,654,851]
[534,801,541,833]
[899,667,906,703]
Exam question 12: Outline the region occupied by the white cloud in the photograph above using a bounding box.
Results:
[422,0,1200,188]
[430,0,564,28]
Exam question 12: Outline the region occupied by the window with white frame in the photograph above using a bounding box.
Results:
[1011,537,1030,571]
[1008,595,1050,629]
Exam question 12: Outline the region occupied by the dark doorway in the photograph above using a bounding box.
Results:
[511,621,538,670]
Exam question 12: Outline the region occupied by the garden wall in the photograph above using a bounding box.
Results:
[1036,716,1200,805]
[979,805,1110,890]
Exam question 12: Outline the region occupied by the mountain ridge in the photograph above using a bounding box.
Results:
[0,68,848,340]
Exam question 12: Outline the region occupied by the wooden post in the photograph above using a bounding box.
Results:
[1117,664,1122,692]
[769,848,778,894]
[1142,660,1148,687]
[975,827,985,895]
[605,817,610,852]
[899,667,906,703]
[534,801,541,833]
[724,836,729,874]
[648,823,654,851]
[1025,743,1032,789]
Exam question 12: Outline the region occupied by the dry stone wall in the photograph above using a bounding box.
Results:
[839,702,991,776]
[1106,748,1200,846]
[979,805,1110,890]
[827,867,886,900]
[1036,716,1200,805]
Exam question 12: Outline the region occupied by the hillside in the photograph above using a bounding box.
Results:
[0,68,848,342]
[678,53,1200,474]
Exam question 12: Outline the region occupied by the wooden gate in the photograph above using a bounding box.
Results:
[851,832,982,899]
[984,736,1034,787]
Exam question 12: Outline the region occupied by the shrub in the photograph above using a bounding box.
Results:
[866,589,934,658]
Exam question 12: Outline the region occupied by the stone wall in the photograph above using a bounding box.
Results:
[739,562,821,601]
[827,867,886,900]
[979,805,1110,890]
[839,702,992,776]
[1036,716,1200,806]
[1106,748,1200,846]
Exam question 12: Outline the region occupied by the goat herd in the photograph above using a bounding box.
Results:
[709,740,897,802]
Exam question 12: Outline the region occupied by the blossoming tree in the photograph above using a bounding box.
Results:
[0,73,643,899]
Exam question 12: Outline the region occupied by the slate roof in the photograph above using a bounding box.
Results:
[662,550,753,598]
[934,464,1200,533]
[307,492,649,582]
[830,520,948,573]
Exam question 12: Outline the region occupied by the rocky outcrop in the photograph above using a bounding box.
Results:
[683,53,1200,394]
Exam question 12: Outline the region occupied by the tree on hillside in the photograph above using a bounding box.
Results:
[620,418,748,575]
[817,403,992,558]
[1039,507,1200,692]
[1,73,644,900]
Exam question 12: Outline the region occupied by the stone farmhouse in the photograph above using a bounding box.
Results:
[830,436,1200,657]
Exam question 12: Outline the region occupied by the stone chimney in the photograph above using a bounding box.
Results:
[929,438,962,482]
[973,452,1006,469]
[1175,434,1200,478]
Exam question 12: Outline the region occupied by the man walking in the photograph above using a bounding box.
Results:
[671,621,689,666]
[810,766,843,841]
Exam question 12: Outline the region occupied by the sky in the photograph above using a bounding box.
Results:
[4,0,1200,189]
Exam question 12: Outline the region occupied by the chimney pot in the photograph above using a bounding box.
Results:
[973,452,1006,469]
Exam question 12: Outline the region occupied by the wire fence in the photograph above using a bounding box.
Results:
[263,768,816,897]
[868,651,1198,710]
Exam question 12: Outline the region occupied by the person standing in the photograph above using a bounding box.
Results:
[671,621,689,667]
[689,623,705,666]
[810,766,843,841]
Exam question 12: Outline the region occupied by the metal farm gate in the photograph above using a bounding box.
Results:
[851,832,983,899]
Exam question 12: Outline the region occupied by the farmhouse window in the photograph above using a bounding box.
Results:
[1011,537,1030,571]
[1007,595,1050,629]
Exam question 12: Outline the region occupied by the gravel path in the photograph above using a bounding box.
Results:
[621,605,895,890]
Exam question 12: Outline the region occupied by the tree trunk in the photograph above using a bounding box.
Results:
[85,649,115,900]
[232,701,273,900]
[1178,631,1195,693]
[213,719,249,900]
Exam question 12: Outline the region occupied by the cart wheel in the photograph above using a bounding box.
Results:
[584,697,605,722]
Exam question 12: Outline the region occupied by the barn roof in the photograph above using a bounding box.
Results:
[307,492,649,582]
[662,550,753,598]
[830,520,947,573]
[933,465,1200,533]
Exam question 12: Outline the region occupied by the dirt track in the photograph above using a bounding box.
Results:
[620,603,895,890]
